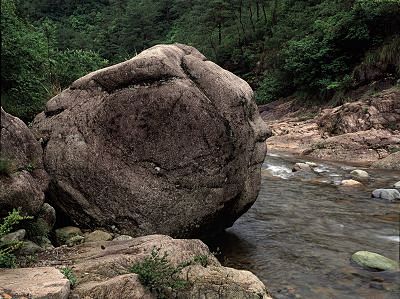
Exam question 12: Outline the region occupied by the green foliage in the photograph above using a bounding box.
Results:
[0,209,32,268]
[24,218,50,244]
[193,254,209,267]
[60,267,77,286]
[130,247,189,298]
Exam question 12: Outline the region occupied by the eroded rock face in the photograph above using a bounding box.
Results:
[33,234,271,299]
[370,151,400,170]
[32,44,268,237]
[0,107,49,217]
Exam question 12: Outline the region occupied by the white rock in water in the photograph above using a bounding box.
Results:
[340,179,363,187]
[372,189,400,201]
[393,181,400,189]
[350,169,369,179]
[292,163,312,172]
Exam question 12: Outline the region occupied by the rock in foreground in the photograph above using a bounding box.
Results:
[32,44,268,238]
[372,189,400,201]
[0,267,70,298]
[34,234,271,299]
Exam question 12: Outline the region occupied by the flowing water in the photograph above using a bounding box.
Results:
[209,152,400,299]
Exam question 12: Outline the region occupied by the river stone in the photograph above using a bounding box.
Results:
[371,189,400,201]
[340,179,363,187]
[32,44,268,238]
[351,251,399,271]
[292,163,312,172]
[0,267,70,298]
[85,230,113,242]
[0,108,49,217]
[0,229,26,243]
[113,234,133,241]
[394,181,400,189]
[350,169,369,179]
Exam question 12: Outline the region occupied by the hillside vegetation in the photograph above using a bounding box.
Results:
[1,0,400,121]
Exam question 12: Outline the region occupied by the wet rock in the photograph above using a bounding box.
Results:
[113,234,133,241]
[0,229,25,242]
[340,179,363,187]
[85,230,113,243]
[394,181,400,189]
[305,162,318,167]
[18,240,44,255]
[0,267,70,298]
[371,151,400,170]
[351,251,399,271]
[292,163,312,172]
[372,189,400,201]
[56,226,83,245]
[0,108,49,217]
[350,169,369,179]
[36,234,271,298]
[32,44,268,238]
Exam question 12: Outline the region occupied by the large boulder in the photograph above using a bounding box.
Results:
[32,44,268,238]
[0,107,49,217]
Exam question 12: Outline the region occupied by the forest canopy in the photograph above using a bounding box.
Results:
[1,0,400,121]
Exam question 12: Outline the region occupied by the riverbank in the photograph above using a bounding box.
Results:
[260,87,400,167]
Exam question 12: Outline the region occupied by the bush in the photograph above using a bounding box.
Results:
[60,267,77,286]
[130,247,189,298]
[0,209,32,268]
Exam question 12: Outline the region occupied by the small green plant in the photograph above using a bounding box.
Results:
[130,247,189,298]
[60,267,77,286]
[0,209,33,268]
[25,218,50,243]
[193,254,209,267]
[25,163,35,173]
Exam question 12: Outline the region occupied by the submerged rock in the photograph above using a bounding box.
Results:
[0,108,49,217]
[0,267,70,298]
[372,189,400,201]
[340,179,363,187]
[32,44,268,238]
[351,251,399,271]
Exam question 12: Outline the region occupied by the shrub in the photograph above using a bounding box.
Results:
[0,209,32,268]
[60,267,77,286]
[130,247,189,298]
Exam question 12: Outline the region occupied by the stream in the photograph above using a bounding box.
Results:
[210,152,400,299]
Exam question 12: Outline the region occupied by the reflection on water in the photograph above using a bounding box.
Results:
[208,153,400,299]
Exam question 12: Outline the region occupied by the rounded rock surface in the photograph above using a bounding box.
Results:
[340,179,363,187]
[351,251,399,271]
[32,44,268,238]
[350,169,369,179]
[372,189,400,201]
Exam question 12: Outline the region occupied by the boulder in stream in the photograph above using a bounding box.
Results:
[32,44,268,238]
[350,169,369,179]
[340,179,363,187]
[372,189,400,201]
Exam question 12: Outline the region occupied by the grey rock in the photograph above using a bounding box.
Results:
[393,181,400,189]
[351,251,399,271]
[85,230,113,243]
[66,235,85,247]
[38,203,56,229]
[56,226,83,245]
[18,240,44,255]
[372,189,400,201]
[0,108,49,217]
[371,151,400,170]
[0,267,70,298]
[32,44,268,238]
[0,229,26,242]
[113,234,133,241]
